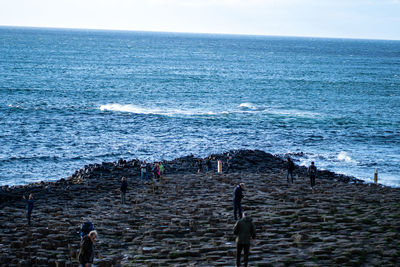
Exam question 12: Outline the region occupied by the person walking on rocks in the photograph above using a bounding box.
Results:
[308,161,317,189]
[233,183,245,220]
[120,177,128,204]
[286,157,295,184]
[206,157,212,172]
[23,193,34,226]
[233,212,256,267]
[78,230,97,267]
[140,161,148,181]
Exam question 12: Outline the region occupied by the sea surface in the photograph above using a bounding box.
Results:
[1,27,399,186]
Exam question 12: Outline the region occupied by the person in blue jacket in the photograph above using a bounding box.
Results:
[23,193,34,226]
[233,183,245,220]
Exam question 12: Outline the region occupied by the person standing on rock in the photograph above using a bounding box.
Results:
[233,183,245,220]
[233,212,256,267]
[78,230,97,267]
[226,156,233,173]
[159,162,165,176]
[197,159,203,173]
[140,161,148,181]
[286,157,295,184]
[120,177,128,204]
[308,161,317,189]
[23,193,34,226]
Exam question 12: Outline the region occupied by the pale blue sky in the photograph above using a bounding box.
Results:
[0,0,399,40]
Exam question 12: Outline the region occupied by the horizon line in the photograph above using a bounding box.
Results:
[1,24,399,42]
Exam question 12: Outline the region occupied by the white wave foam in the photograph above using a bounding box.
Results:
[99,104,219,116]
[337,151,355,163]
[238,103,258,110]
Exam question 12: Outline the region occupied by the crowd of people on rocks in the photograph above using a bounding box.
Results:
[20,155,318,267]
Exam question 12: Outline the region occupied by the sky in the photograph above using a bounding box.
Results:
[0,0,399,40]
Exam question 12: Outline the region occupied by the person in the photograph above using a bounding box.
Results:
[120,177,128,204]
[226,156,233,173]
[308,161,317,189]
[197,159,203,173]
[78,230,97,267]
[153,163,160,180]
[23,193,34,226]
[159,162,165,175]
[205,158,212,172]
[233,212,256,267]
[140,161,148,181]
[286,157,295,184]
[233,183,245,220]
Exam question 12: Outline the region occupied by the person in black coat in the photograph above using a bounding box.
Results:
[78,230,97,267]
[23,193,34,226]
[120,177,128,204]
[233,183,245,220]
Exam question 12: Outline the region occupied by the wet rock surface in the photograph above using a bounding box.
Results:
[1,150,400,266]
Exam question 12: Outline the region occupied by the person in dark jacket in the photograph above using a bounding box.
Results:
[226,156,233,173]
[78,230,97,267]
[308,161,317,189]
[286,157,295,184]
[205,158,212,173]
[233,212,256,267]
[23,193,34,226]
[120,177,128,204]
[233,183,245,220]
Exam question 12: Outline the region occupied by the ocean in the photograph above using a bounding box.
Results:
[1,27,399,186]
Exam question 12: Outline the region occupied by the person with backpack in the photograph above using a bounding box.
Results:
[233,212,256,267]
[23,193,34,226]
[78,230,97,267]
[286,157,295,184]
[308,161,317,189]
[233,183,245,220]
[120,177,128,204]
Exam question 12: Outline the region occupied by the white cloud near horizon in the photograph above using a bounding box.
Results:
[0,0,399,40]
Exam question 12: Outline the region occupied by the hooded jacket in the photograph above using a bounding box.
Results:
[233,216,256,245]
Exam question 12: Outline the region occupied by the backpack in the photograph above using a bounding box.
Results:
[80,221,94,239]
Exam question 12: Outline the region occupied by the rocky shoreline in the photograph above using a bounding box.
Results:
[1,150,399,266]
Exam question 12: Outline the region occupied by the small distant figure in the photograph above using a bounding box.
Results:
[233,183,245,220]
[197,159,203,173]
[153,163,160,180]
[78,230,97,267]
[120,177,128,204]
[286,157,295,184]
[226,156,233,173]
[205,158,212,172]
[23,193,34,226]
[233,212,256,267]
[140,161,148,181]
[159,162,165,175]
[308,161,317,189]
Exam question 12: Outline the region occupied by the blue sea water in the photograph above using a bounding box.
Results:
[1,27,399,186]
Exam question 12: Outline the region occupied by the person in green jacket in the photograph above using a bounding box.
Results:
[233,212,256,267]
